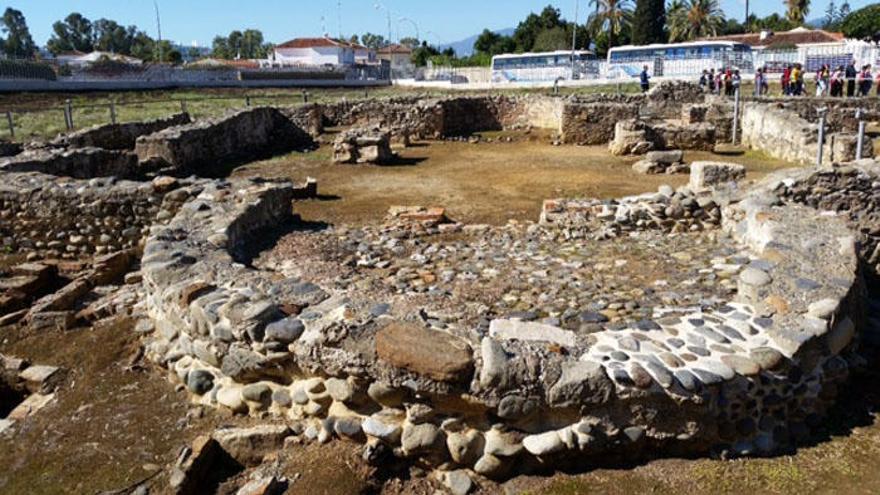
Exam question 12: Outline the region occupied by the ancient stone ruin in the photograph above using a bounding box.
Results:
[1,82,879,493]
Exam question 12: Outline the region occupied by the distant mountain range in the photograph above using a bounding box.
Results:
[439,27,515,57]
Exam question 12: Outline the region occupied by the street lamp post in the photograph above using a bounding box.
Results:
[154,0,163,62]
[399,17,420,42]
[374,2,394,43]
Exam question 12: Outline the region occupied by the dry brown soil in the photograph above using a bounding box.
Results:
[233,132,794,226]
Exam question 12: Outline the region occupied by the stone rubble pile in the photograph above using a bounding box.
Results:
[541,186,723,237]
[332,127,394,164]
[0,353,64,434]
[632,150,689,175]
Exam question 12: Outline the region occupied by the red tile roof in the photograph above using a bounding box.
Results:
[707,28,845,48]
[276,38,350,49]
[377,44,413,55]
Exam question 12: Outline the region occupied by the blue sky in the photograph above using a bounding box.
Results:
[8,0,875,48]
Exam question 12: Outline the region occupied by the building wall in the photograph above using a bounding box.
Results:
[274,46,355,66]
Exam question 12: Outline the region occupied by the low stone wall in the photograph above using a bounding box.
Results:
[751,97,880,133]
[278,104,324,138]
[140,164,864,480]
[561,102,640,145]
[741,102,873,165]
[769,161,880,279]
[134,107,314,175]
[0,147,139,179]
[49,113,191,150]
[609,119,717,155]
[0,173,194,257]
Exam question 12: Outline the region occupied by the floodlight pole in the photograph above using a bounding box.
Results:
[154,1,163,62]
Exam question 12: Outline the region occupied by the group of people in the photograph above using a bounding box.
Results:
[697,68,743,96]
[697,61,880,98]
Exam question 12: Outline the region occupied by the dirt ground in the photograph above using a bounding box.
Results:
[233,131,794,226]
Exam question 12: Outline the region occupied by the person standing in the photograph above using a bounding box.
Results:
[831,66,844,97]
[791,64,802,96]
[782,65,792,96]
[846,61,857,97]
[754,68,763,97]
[708,68,716,93]
[732,69,742,95]
[699,69,709,92]
[640,65,651,93]
[816,65,829,97]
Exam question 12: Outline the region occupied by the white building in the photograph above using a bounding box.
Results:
[273,37,378,66]
[377,44,414,73]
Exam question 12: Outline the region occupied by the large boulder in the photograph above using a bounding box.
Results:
[375,322,474,382]
[689,161,746,190]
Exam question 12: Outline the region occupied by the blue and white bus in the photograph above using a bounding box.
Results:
[607,41,753,78]
[491,50,598,83]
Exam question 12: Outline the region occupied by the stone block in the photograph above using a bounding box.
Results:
[689,161,746,190]
[375,322,473,382]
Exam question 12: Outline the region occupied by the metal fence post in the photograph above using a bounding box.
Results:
[180,99,188,114]
[302,90,308,103]
[856,108,867,160]
[732,87,740,145]
[65,99,74,130]
[5,111,14,138]
[816,107,828,167]
[245,95,251,107]
[109,101,117,125]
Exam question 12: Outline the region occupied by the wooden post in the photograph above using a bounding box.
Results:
[245,95,251,107]
[65,99,74,130]
[5,111,14,138]
[109,101,117,125]
[302,90,308,103]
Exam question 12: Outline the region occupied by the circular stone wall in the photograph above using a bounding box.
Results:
[141,166,863,478]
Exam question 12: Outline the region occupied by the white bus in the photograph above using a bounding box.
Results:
[491,50,598,83]
[607,41,753,78]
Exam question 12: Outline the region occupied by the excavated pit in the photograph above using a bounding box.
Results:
[1,83,879,491]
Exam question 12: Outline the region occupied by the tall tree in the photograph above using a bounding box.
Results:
[473,29,515,55]
[785,0,810,25]
[93,19,139,54]
[361,33,387,49]
[47,13,94,54]
[631,0,666,45]
[532,26,571,51]
[0,8,37,58]
[588,0,633,50]
[513,5,566,52]
[667,0,725,41]
[837,2,852,24]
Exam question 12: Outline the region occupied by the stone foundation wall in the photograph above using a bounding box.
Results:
[0,173,194,257]
[751,97,880,133]
[140,164,864,479]
[49,113,191,150]
[561,102,640,145]
[134,107,314,175]
[0,147,140,179]
[770,162,880,278]
[561,81,708,145]
[741,103,873,165]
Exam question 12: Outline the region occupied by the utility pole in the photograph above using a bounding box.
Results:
[745,0,750,29]
[154,1,163,62]
[338,0,343,40]
[571,0,579,80]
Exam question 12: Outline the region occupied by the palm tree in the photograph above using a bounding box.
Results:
[588,0,633,49]
[667,0,726,42]
[785,0,810,25]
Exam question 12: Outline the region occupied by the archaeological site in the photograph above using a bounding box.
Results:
[2,81,880,494]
